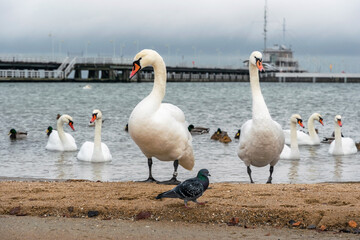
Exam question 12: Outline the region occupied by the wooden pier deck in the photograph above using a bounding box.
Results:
[1,56,360,82]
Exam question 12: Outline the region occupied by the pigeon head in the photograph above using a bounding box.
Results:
[197,169,211,179]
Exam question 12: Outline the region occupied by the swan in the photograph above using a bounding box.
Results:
[8,129,27,140]
[77,110,112,162]
[329,115,357,155]
[237,51,285,184]
[284,113,323,145]
[280,114,304,159]
[45,114,77,151]
[128,49,194,184]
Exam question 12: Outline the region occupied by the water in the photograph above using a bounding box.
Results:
[0,82,359,183]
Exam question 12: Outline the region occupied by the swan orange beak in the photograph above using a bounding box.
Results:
[337,119,342,127]
[319,119,324,126]
[90,114,97,123]
[298,120,304,128]
[256,60,265,73]
[68,121,75,131]
[130,62,141,79]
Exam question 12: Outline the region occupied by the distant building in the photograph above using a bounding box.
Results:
[263,44,305,72]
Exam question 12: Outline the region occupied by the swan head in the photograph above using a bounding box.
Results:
[249,51,265,72]
[312,113,324,126]
[130,49,163,79]
[90,109,102,123]
[290,114,304,128]
[59,114,75,131]
[334,115,342,127]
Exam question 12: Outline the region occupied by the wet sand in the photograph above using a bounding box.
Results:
[0,181,359,239]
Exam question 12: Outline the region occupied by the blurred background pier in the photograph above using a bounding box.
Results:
[1,55,360,83]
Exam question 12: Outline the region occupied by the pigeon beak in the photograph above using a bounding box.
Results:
[208,173,211,177]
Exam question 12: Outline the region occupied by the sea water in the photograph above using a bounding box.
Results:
[0,82,359,183]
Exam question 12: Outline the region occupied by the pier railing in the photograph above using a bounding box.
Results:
[0,69,64,79]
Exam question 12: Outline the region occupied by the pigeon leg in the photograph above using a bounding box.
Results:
[184,200,190,208]
[139,158,157,183]
[247,166,254,183]
[157,160,181,185]
[194,199,207,205]
[266,165,274,184]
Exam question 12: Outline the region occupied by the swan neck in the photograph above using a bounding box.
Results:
[149,60,167,105]
[307,116,317,138]
[249,65,271,120]
[290,121,299,153]
[334,122,343,151]
[93,119,102,151]
[56,119,66,143]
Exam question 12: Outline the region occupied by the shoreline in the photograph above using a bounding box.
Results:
[1,181,359,234]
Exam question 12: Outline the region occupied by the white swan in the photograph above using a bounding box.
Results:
[237,51,285,184]
[284,113,323,145]
[280,114,304,159]
[45,114,77,151]
[77,110,112,162]
[329,115,357,155]
[128,49,194,184]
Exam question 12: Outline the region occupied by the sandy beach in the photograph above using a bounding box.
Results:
[0,181,360,239]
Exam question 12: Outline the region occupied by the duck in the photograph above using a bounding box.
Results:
[329,115,357,155]
[46,126,53,137]
[280,114,304,159]
[45,114,77,151]
[210,128,232,143]
[284,113,323,145]
[128,49,194,185]
[234,130,241,139]
[77,110,112,162]
[125,123,128,132]
[237,51,284,184]
[188,124,210,135]
[8,129,27,140]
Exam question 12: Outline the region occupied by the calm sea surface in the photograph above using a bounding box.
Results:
[0,82,359,183]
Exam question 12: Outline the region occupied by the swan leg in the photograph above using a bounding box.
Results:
[247,166,254,183]
[140,158,157,183]
[157,160,181,185]
[266,166,274,184]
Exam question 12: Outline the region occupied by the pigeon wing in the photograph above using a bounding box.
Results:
[176,178,204,200]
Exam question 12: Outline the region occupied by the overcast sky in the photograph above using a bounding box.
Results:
[1,0,359,71]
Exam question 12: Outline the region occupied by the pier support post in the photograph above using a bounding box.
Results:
[75,69,82,79]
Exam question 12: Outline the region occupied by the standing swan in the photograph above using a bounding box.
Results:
[280,114,304,160]
[284,113,324,145]
[77,110,112,162]
[329,115,357,155]
[128,49,194,184]
[45,114,77,151]
[237,51,285,183]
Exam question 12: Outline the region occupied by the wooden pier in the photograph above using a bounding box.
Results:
[1,56,360,82]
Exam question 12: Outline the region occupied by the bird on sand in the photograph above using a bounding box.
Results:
[156,169,210,207]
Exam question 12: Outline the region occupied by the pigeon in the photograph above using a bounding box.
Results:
[156,169,211,207]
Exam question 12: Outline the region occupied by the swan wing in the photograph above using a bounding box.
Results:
[342,137,358,155]
[45,130,64,151]
[77,142,94,161]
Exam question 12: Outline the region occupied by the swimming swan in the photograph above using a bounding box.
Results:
[128,49,194,184]
[77,110,112,162]
[45,114,77,151]
[329,115,357,155]
[280,114,304,159]
[237,51,285,183]
[284,113,323,145]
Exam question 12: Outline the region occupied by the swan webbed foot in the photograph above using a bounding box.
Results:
[157,176,181,185]
[138,176,158,183]
[266,177,272,184]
